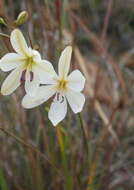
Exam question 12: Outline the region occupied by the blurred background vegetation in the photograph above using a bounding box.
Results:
[0,0,134,190]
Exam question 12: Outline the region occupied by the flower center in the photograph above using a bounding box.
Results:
[25,56,35,70]
[57,79,68,90]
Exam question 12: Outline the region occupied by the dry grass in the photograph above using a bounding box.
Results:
[0,0,134,190]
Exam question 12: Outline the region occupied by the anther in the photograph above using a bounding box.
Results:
[20,70,26,83]
[57,93,60,101]
[30,71,33,82]
[60,96,64,103]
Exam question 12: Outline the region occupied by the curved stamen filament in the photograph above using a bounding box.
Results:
[60,96,64,103]
[56,93,65,103]
[20,70,34,83]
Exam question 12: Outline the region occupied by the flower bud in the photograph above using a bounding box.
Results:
[15,11,28,26]
[0,17,7,26]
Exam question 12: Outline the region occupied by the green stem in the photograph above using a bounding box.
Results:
[0,33,10,38]
[78,113,89,155]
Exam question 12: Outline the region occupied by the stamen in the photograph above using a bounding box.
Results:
[20,70,26,83]
[60,96,64,103]
[57,93,60,101]
[56,93,64,103]
[30,71,34,82]
[57,79,68,91]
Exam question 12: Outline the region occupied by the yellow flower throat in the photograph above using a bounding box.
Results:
[57,79,68,90]
[26,56,36,70]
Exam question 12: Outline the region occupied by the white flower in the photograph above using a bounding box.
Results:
[0,29,55,96]
[22,46,86,126]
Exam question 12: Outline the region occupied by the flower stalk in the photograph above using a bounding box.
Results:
[78,113,89,156]
[0,126,62,177]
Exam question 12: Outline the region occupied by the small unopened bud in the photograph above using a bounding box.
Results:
[0,17,7,26]
[15,11,28,26]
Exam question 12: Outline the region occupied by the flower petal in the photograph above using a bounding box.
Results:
[10,29,30,56]
[66,90,85,113]
[68,70,86,92]
[22,85,56,109]
[32,49,41,62]
[1,66,23,95]
[25,70,40,97]
[58,46,72,78]
[0,53,25,72]
[33,60,57,84]
[48,94,67,126]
